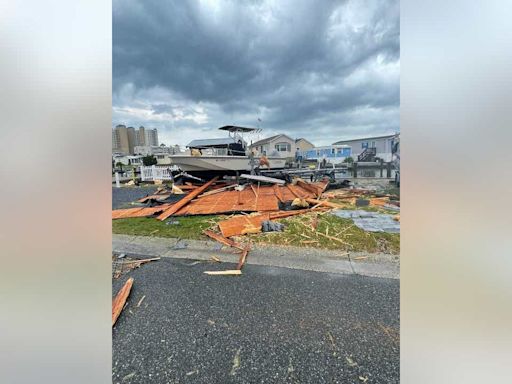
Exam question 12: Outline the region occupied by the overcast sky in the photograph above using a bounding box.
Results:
[113,0,399,147]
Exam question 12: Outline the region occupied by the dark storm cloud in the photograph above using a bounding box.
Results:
[113,0,399,145]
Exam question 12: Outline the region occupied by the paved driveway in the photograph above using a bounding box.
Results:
[112,257,399,383]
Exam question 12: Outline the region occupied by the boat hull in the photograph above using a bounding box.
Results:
[168,155,286,173]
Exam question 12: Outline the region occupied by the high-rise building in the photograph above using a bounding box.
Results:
[126,127,137,154]
[113,125,159,154]
[113,124,130,154]
[137,126,146,146]
[112,129,119,151]
[145,128,159,146]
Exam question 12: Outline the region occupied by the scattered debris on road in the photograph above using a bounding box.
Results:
[112,255,160,279]
[204,270,242,276]
[136,295,146,308]
[230,348,242,375]
[112,277,134,326]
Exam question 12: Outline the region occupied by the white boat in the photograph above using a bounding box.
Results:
[169,126,287,173]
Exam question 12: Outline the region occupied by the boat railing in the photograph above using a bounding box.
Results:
[188,147,247,157]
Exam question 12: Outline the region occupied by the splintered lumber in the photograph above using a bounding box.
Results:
[316,231,352,247]
[269,209,318,219]
[296,180,321,197]
[250,184,258,197]
[240,174,286,185]
[198,184,238,197]
[218,209,321,238]
[122,257,160,266]
[157,176,219,220]
[369,197,389,207]
[286,184,300,198]
[236,247,250,270]
[203,230,245,250]
[273,184,285,203]
[112,277,134,326]
[204,270,242,276]
[218,213,270,237]
[305,198,345,209]
[137,194,170,203]
[112,204,172,219]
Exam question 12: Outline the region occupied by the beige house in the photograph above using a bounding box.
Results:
[249,134,296,158]
[295,138,315,152]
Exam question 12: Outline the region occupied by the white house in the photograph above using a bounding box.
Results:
[249,134,296,158]
[133,144,182,156]
[332,133,399,162]
[155,153,172,165]
[113,154,144,166]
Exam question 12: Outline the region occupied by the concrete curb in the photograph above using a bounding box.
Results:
[113,234,400,279]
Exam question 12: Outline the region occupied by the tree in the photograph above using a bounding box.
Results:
[343,156,354,163]
[115,161,124,171]
[142,155,157,166]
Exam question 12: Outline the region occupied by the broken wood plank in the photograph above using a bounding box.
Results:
[369,197,390,207]
[121,257,161,266]
[250,184,258,197]
[286,184,301,198]
[218,214,269,237]
[296,180,322,197]
[112,204,172,219]
[112,277,134,326]
[273,184,285,203]
[236,247,250,270]
[240,174,285,185]
[269,209,312,219]
[204,270,242,276]
[136,295,146,307]
[316,231,352,247]
[197,184,238,197]
[157,176,219,220]
[305,198,345,209]
[203,230,245,250]
[137,194,171,203]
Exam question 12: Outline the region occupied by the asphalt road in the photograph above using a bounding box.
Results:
[112,186,157,209]
[112,258,399,383]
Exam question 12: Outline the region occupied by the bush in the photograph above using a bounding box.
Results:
[343,156,354,163]
[142,155,157,166]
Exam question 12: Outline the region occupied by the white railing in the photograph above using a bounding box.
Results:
[140,165,180,181]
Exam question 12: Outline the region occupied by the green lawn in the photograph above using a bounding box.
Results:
[112,215,226,239]
[112,211,400,254]
[246,212,400,254]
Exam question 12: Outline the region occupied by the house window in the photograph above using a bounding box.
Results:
[362,142,368,149]
[371,141,376,148]
[275,142,291,152]
[331,148,335,155]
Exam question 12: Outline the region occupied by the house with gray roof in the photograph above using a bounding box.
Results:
[249,134,296,158]
[332,133,399,162]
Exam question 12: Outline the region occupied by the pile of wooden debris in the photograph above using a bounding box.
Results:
[112,175,399,274]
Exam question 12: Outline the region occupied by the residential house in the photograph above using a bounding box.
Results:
[300,145,352,163]
[112,154,143,166]
[295,138,315,152]
[249,134,296,158]
[133,144,179,156]
[332,133,399,162]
